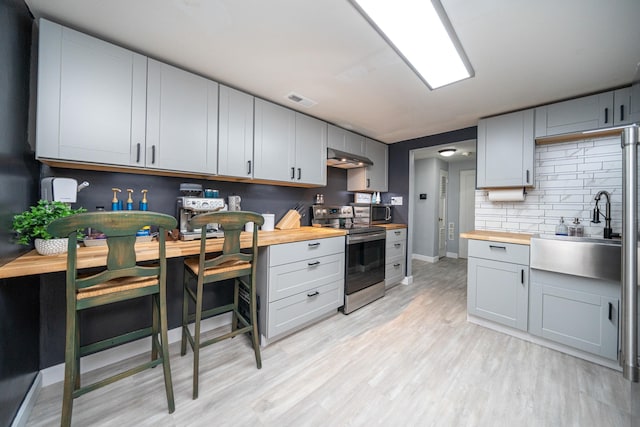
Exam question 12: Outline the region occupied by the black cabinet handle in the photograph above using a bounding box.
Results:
[489,245,506,250]
[620,105,625,122]
[308,242,320,247]
[136,143,141,163]
[307,261,320,267]
[608,302,613,321]
[394,231,401,235]
[151,145,156,164]
[393,263,401,268]
[367,178,370,188]
[247,160,252,175]
[526,169,530,184]
[291,167,295,179]
[297,168,301,180]
[604,107,609,124]
[521,269,524,284]
[394,243,401,248]
[307,291,319,297]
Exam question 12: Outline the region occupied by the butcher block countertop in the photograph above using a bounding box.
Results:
[459,230,533,245]
[376,223,407,230]
[0,226,346,279]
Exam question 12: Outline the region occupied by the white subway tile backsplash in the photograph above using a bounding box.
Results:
[475,136,621,238]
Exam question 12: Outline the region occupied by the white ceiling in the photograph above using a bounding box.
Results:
[24,0,640,144]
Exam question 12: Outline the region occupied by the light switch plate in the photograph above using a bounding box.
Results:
[390,196,403,206]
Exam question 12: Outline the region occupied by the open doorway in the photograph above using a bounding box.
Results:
[407,139,476,273]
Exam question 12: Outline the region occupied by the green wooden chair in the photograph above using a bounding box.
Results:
[48,211,177,427]
[181,211,264,399]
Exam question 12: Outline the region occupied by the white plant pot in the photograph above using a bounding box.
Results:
[34,238,69,256]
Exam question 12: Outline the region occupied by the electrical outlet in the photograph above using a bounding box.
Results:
[390,196,403,206]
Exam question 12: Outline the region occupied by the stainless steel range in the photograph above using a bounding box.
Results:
[312,205,386,314]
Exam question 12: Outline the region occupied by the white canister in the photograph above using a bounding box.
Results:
[261,213,275,231]
[245,221,254,232]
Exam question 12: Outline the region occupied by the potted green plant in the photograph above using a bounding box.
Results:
[12,200,86,255]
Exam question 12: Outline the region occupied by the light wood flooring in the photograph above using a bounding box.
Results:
[26,258,638,426]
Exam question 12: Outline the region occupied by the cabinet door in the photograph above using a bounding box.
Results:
[467,257,528,331]
[295,113,327,185]
[218,85,254,178]
[477,109,534,188]
[253,99,295,182]
[613,87,634,126]
[530,283,618,360]
[347,138,389,192]
[36,19,146,166]
[535,92,614,137]
[146,60,218,173]
[327,124,364,155]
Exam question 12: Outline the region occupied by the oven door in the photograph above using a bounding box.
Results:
[345,232,386,295]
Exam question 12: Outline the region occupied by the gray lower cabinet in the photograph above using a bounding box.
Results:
[467,240,529,331]
[385,228,406,289]
[530,268,619,360]
[257,236,345,344]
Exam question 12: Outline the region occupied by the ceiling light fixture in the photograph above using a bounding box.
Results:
[438,148,456,157]
[350,0,474,90]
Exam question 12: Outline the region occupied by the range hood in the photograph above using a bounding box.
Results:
[326,148,373,169]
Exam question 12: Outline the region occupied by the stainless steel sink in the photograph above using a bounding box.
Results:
[530,234,621,282]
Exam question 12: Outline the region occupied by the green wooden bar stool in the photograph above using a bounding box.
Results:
[181,211,264,399]
[48,211,177,427]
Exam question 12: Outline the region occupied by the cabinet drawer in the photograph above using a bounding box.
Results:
[468,239,529,265]
[268,253,344,302]
[267,281,341,338]
[269,236,344,266]
[385,261,405,284]
[386,239,406,261]
[386,228,406,243]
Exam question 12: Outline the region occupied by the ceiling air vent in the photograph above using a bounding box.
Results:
[285,92,317,108]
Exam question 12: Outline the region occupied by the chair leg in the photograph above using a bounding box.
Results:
[152,294,159,361]
[232,278,239,332]
[249,278,262,369]
[181,271,189,357]
[192,277,204,400]
[159,287,175,413]
[61,311,78,427]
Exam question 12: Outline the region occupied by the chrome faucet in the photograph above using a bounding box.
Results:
[592,190,612,238]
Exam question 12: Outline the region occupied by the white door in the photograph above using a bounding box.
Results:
[438,170,448,258]
[458,169,476,258]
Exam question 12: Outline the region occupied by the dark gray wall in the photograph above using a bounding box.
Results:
[0,0,40,425]
[388,127,477,224]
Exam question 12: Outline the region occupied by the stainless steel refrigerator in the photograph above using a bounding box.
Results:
[621,124,640,421]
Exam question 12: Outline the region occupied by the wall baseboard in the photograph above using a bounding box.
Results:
[412,254,438,263]
[40,313,231,387]
[401,276,413,285]
[446,252,459,259]
[11,372,41,427]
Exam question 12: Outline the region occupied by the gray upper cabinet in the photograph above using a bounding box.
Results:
[294,113,327,186]
[535,87,635,138]
[254,99,327,186]
[477,109,534,188]
[327,124,365,156]
[218,85,254,179]
[254,99,296,182]
[347,138,389,192]
[36,19,147,166]
[146,59,218,174]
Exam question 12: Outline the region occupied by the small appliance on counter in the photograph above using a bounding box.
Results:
[176,184,227,240]
[41,177,89,203]
[351,203,393,225]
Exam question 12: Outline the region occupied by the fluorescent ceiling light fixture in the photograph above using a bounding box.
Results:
[350,0,474,89]
[438,148,456,157]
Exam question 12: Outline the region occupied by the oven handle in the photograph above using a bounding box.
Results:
[347,231,386,244]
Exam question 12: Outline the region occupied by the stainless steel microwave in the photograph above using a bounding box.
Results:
[352,204,393,224]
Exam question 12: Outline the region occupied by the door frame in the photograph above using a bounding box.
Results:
[458,169,476,259]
